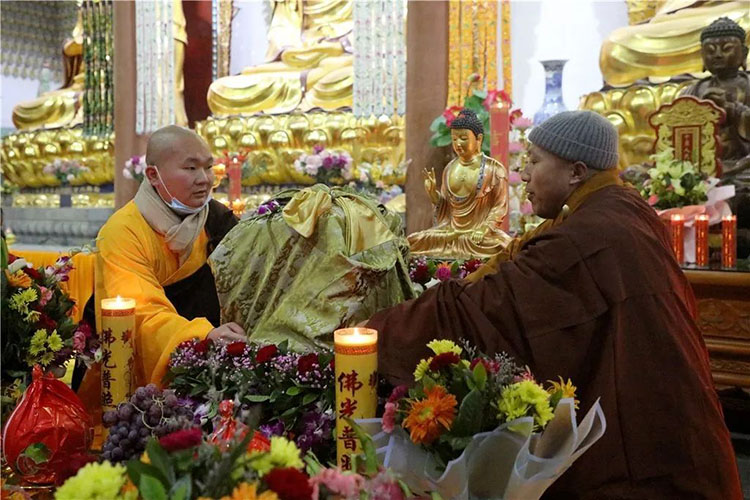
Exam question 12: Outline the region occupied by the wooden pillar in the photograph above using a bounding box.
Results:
[113,1,146,209]
[405,0,450,235]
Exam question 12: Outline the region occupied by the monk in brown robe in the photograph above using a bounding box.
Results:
[367,111,742,499]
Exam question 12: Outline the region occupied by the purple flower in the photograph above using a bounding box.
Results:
[313,145,324,155]
[260,420,285,438]
[322,156,334,169]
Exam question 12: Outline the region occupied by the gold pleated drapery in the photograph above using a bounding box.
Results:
[447,0,498,107]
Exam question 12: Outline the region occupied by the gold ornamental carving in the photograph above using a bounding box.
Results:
[1,127,114,189]
[195,111,404,186]
[696,298,750,339]
[649,96,725,176]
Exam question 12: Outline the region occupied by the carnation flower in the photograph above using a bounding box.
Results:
[194,338,212,354]
[54,461,136,500]
[387,384,408,404]
[23,265,42,281]
[403,385,457,445]
[158,427,202,452]
[382,402,398,434]
[428,352,461,371]
[37,286,53,306]
[264,467,312,500]
[297,353,319,375]
[37,312,58,331]
[310,468,364,499]
[226,341,247,357]
[256,345,278,363]
[73,329,87,353]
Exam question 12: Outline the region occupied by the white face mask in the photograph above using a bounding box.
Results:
[151,166,212,215]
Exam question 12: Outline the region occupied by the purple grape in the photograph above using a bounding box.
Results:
[148,405,161,419]
[128,430,138,441]
[102,411,117,426]
[145,384,158,396]
[135,387,148,400]
[118,405,133,420]
[110,434,120,445]
[102,451,111,461]
[111,447,123,461]
[120,438,131,449]
[139,427,150,437]
[164,394,178,407]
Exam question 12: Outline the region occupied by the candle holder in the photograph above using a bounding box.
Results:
[722,215,737,268]
[212,162,227,188]
[229,198,246,217]
[670,214,684,265]
[695,214,709,267]
[333,327,378,471]
[100,297,136,414]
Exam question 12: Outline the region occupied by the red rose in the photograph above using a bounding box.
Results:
[256,345,278,363]
[297,353,319,375]
[7,254,17,264]
[470,357,499,374]
[462,259,483,275]
[264,467,313,500]
[411,262,429,284]
[194,338,213,354]
[158,427,202,452]
[428,352,461,371]
[247,431,271,453]
[226,341,247,357]
[22,266,42,280]
[37,313,57,331]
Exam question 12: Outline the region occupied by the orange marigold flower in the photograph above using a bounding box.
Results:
[403,385,457,445]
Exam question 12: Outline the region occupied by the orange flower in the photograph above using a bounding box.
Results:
[403,385,457,445]
[5,269,31,289]
[219,482,278,500]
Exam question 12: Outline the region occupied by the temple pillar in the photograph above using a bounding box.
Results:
[405,0,450,234]
[113,1,146,209]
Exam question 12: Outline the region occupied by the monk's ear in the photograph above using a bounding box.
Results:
[569,161,589,185]
[145,165,160,187]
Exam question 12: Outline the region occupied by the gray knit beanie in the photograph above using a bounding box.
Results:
[528,110,619,170]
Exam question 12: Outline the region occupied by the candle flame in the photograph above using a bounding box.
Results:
[671,214,684,221]
[696,214,709,221]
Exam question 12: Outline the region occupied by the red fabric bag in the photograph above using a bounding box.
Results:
[2,366,94,485]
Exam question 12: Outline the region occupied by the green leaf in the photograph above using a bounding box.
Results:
[127,461,168,495]
[286,386,301,396]
[549,389,563,410]
[278,340,289,354]
[139,475,168,500]
[451,389,485,436]
[169,476,191,500]
[345,417,378,476]
[429,115,446,132]
[21,443,50,464]
[146,438,176,485]
[302,392,318,406]
[472,361,487,391]
[435,134,452,147]
[244,394,270,403]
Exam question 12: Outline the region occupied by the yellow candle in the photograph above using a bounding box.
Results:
[334,327,378,471]
[100,296,136,413]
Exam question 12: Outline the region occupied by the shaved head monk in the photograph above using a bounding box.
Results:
[93,125,243,387]
[367,111,742,498]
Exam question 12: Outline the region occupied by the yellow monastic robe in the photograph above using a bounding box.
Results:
[95,201,213,386]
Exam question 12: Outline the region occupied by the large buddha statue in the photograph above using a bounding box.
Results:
[408,109,512,260]
[600,0,749,87]
[12,1,188,132]
[683,16,750,256]
[207,0,353,116]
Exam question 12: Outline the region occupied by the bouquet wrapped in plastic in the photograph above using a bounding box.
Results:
[2,366,94,485]
[357,340,606,499]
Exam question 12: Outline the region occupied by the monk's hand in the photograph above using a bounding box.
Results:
[207,322,246,343]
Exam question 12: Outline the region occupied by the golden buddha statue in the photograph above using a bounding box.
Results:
[12,1,188,132]
[207,0,353,116]
[408,109,512,260]
[600,0,749,87]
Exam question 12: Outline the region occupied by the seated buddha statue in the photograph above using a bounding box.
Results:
[207,0,353,116]
[600,0,749,87]
[683,16,750,256]
[12,1,188,131]
[408,109,512,260]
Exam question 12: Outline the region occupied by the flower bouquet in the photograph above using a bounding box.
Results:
[409,257,485,292]
[629,148,735,263]
[123,155,147,183]
[506,112,542,236]
[42,159,89,185]
[165,339,336,463]
[294,146,354,185]
[358,340,606,499]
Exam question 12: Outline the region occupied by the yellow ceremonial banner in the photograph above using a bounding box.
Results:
[100,297,135,415]
[334,328,378,471]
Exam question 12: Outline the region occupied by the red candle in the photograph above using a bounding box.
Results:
[670,214,684,265]
[695,214,709,267]
[490,103,510,231]
[228,156,242,202]
[722,215,737,268]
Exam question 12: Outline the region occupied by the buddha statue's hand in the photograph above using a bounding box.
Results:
[423,167,439,205]
[703,88,727,109]
[471,227,487,244]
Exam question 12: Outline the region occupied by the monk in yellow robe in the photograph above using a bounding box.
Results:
[86,127,242,393]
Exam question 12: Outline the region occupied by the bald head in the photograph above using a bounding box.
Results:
[146,125,210,168]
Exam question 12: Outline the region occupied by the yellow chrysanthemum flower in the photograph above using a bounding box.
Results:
[25,311,41,323]
[548,377,579,409]
[413,358,431,381]
[47,331,64,352]
[29,329,48,355]
[250,436,303,476]
[38,352,55,366]
[9,288,37,315]
[5,269,31,289]
[54,461,136,500]
[219,482,279,500]
[497,380,554,429]
[427,339,462,356]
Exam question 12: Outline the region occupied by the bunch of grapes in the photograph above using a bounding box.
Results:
[101,383,194,462]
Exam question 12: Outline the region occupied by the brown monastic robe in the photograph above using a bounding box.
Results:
[367,181,742,499]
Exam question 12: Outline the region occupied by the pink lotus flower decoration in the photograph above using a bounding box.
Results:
[509,171,523,186]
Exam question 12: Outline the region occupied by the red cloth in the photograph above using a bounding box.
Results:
[367,185,742,499]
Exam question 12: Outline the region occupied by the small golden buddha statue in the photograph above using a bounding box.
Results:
[600,0,749,87]
[408,109,512,260]
[207,0,353,116]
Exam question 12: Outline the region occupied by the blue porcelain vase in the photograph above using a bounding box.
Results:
[533,59,568,125]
